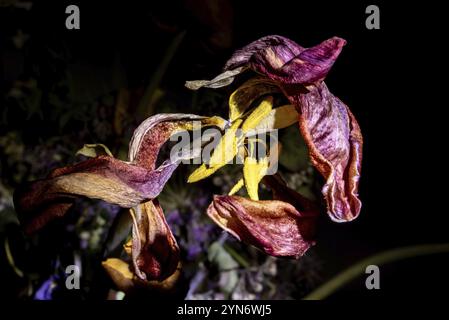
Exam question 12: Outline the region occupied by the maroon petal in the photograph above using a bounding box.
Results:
[130,200,180,281]
[207,192,317,258]
[186,36,345,89]
[224,35,305,70]
[228,36,346,85]
[297,83,363,221]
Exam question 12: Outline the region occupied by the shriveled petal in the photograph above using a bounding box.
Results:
[129,200,180,281]
[247,37,346,85]
[297,83,362,221]
[207,195,316,258]
[102,258,181,293]
[14,156,178,234]
[224,35,305,71]
[129,113,226,170]
[229,78,279,121]
[14,113,225,233]
[263,175,318,215]
[186,36,345,89]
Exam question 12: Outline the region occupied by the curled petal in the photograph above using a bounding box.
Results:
[207,195,317,258]
[14,156,178,234]
[247,37,346,85]
[224,35,305,70]
[15,113,225,233]
[129,200,180,281]
[186,35,345,89]
[129,113,226,170]
[184,67,245,90]
[297,83,362,221]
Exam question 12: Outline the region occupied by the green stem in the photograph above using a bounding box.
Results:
[303,243,449,300]
[223,243,251,268]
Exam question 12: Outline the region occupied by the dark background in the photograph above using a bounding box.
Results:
[1,0,446,300]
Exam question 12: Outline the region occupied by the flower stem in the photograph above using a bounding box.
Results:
[303,243,449,300]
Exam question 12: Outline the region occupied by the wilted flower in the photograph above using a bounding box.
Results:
[14,114,225,291]
[185,35,363,257]
[13,35,363,295]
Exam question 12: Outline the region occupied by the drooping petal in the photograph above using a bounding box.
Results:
[129,199,180,281]
[297,83,363,221]
[13,156,178,234]
[129,113,226,170]
[186,36,346,90]
[207,194,316,258]
[224,35,305,71]
[14,113,225,233]
[185,67,246,90]
[246,37,346,85]
[102,258,181,293]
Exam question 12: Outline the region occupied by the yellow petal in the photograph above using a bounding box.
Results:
[229,78,278,121]
[208,119,243,167]
[102,258,135,292]
[181,115,227,131]
[243,156,269,201]
[102,258,182,292]
[187,163,221,183]
[229,178,244,195]
[241,97,273,133]
[251,104,299,133]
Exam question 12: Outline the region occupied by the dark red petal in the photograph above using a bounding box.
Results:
[207,195,317,258]
[130,200,180,281]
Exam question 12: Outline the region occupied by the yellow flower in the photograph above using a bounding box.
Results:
[187,79,299,200]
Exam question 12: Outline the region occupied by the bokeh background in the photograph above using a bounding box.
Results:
[1,0,447,300]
